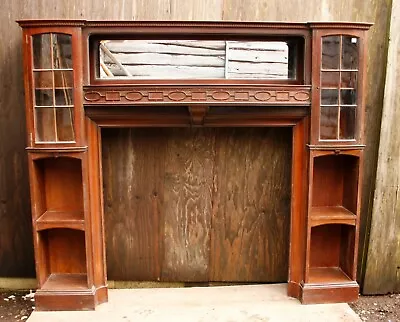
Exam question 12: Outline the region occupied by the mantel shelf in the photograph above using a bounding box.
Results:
[36,211,85,231]
[310,206,356,227]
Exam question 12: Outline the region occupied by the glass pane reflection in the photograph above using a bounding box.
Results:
[320,106,338,140]
[54,70,73,88]
[341,89,357,105]
[340,106,356,139]
[322,36,340,69]
[53,34,73,69]
[321,71,340,87]
[32,33,74,142]
[35,108,56,141]
[55,89,73,106]
[56,108,75,141]
[341,71,357,88]
[35,89,53,106]
[342,36,358,70]
[321,89,339,105]
[33,34,52,69]
[34,71,53,89]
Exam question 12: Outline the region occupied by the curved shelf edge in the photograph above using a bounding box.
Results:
[36,211,85,231]
[310,206,356,227]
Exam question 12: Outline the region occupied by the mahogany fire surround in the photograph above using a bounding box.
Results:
[18,20,372,310]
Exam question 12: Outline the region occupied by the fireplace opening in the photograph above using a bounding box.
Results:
[101,127,292,285]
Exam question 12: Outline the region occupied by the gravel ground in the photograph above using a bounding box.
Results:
[349,293,400,321]
[0,291,35,321]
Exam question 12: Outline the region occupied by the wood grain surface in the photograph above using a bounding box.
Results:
[162,129,214,281]
[100,40,289,79]
[102,128,166,281]
[363,0,400,294]
[102,127,291,282]
[210,128,292,282]
[0,0,393,292]
[46,229,87,274]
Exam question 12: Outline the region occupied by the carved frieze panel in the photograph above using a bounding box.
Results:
[83,86,311,105]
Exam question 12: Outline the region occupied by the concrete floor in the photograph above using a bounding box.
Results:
[28,284,361,322]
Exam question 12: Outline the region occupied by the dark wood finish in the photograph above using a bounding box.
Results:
[161,128,214,282]
[45,229,87,275]
[301,282,359,304]
[287,117,308,300]
[41,274,88,291]
[102,128,166,281]
[309,225,342,269]
[210,128,291,282]
[188,106,209,125]
[85,117,108,304]
[308,267,352,284]
[300,148,363,303]
[311,153,359,215]
[36,211,85,231]
[310,207,356,227]
[21,27,85,148]
[83,86,311,105]
[17,20,371,309]
[102,128,292,283]
[39,157,84,214]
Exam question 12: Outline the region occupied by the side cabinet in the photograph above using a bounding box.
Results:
[300,24,368,303]
[20,23,107,310]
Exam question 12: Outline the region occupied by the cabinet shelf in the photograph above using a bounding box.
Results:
[41,273,88,291]
[308,224,356,284]
[308,267,352,284]
[35,87,73,90]
[310,206,356,226]
[36,211,85,231]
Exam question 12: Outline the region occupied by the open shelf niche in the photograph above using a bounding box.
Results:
[37,228,88,290]
[310,153,359,227]
[29,154,100,310]
[308,224,356,284]
[32,157,85,231]
[301,150,361,304]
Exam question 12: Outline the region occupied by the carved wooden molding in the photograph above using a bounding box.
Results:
[17,20,372,30]
[83,86,311,105]
[189,105,209,125]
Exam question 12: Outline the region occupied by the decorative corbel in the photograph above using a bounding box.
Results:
[188,105,209,126]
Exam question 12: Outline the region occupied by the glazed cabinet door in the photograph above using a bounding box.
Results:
[311,29,367,146]
[22,27,84,147]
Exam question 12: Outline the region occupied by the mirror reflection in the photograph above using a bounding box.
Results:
[98,39,298,80]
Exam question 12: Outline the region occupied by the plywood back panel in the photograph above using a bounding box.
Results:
[102,128,166,281]
[210,128,292,282]
[102,127,291,282]
[162,129,214,282]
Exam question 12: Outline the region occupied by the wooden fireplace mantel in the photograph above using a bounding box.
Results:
[18,20,372,310]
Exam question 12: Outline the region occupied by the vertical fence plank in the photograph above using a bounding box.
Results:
[363,0,400,294]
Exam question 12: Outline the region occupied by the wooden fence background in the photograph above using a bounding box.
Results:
[363,0,400,294]
[0,0,396,293]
